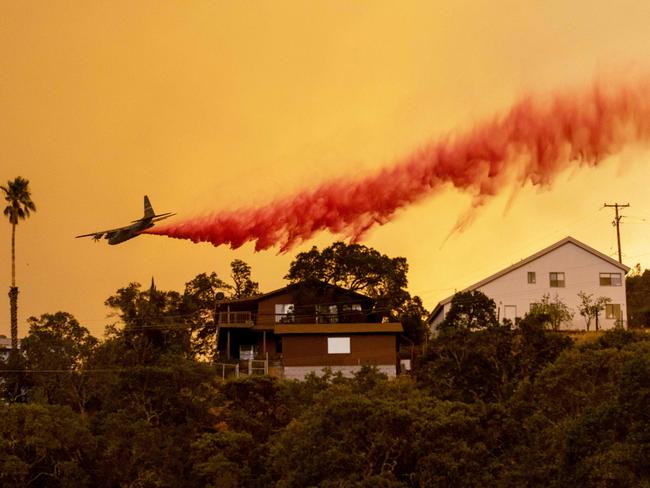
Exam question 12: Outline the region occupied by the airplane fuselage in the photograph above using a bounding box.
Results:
[76,195,174,245]
[107,220,154,245]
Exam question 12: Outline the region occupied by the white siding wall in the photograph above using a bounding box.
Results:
[437,242,627,331]
[283,365,397,380]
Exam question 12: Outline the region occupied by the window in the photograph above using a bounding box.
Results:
[341,303,363,323]
[316,304,338,324]
[606,304,621,320]
[327,337,350,354]
[549,272,565,287]
[600,273,622,286]
[527,272,536,284]
[275,303,295,323]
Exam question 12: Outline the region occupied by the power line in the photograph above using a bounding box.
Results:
[0,365,216,374]
[0,369,122,373]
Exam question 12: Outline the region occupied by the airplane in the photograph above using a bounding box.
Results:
[76,195,175,245]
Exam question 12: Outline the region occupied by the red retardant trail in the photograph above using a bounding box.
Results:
[145,78,650,252]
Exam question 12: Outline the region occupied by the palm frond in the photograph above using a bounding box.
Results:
[2,176,36,225]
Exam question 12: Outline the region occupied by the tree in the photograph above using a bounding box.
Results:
[88,357,221,487]
[1,176,36,351]
[182,271,231,358]
[172,265,259,358]
[104,282,189,364]
[0,403,95,487]
[439,290,499,333]
[0,349,30,403]
[285,242,426,342]
[286,242,410,311]
[504,336,650,487]
[267,377,504,487]
[230,259,259,299]
[190,430,256,488]
[626,265,650,327]
[416,316,572,404]
[104,264,260,362]
[577,292,611,332]
[398,295,429,345]
[529,294,573,331]
[21,312,98,414]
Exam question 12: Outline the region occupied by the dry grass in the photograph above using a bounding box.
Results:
[560,328,650,344]
[561,330,605,344]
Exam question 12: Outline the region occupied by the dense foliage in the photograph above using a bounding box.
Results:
[2,260,650,486]
[438,290,499,332]
[3,308,650,486]
[627,265,650,327]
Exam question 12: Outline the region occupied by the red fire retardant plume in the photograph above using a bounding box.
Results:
[145,78,650,251]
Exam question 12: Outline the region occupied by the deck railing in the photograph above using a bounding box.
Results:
[218,311,254,325]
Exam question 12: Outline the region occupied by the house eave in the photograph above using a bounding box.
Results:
[275,323,403,335]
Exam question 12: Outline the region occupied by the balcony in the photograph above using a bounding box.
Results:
[218,311,255,328]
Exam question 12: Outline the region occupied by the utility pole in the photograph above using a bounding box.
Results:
[604,203,630,264]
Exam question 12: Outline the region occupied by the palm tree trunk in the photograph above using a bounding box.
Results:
[9,287,18,351]
[11,222,15,286]
[9,223,18,351]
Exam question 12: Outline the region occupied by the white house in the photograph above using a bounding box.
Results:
[429,236,630,333]
[0,334,20,361]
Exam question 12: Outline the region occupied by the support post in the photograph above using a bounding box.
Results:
[604,202,630,263]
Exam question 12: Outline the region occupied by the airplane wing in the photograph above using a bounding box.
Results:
[75,227,125,240]
[152,212,176,222]
[130,212,176,224]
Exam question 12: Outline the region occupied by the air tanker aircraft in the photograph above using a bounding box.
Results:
[76,195,175,245]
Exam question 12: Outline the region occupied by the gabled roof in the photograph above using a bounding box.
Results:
[216,280,373,306]
[428,236,630,323]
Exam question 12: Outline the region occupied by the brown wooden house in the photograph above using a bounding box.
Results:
[215,282,403,379]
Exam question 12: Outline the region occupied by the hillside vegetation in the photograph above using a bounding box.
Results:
[2,316,649,486]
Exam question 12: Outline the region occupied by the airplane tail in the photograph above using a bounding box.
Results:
[144,195,155,219]
[129,196,175,223]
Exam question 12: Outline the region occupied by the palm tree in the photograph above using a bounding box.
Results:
[1,177,36,351]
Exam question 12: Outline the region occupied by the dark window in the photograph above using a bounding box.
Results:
[549,272,565,288]
[316,304,338,324]
[600,273,622,286]
[341,303,364,323]
[527,272,536,284]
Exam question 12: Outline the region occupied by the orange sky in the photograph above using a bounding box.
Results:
[2,1,650,338]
